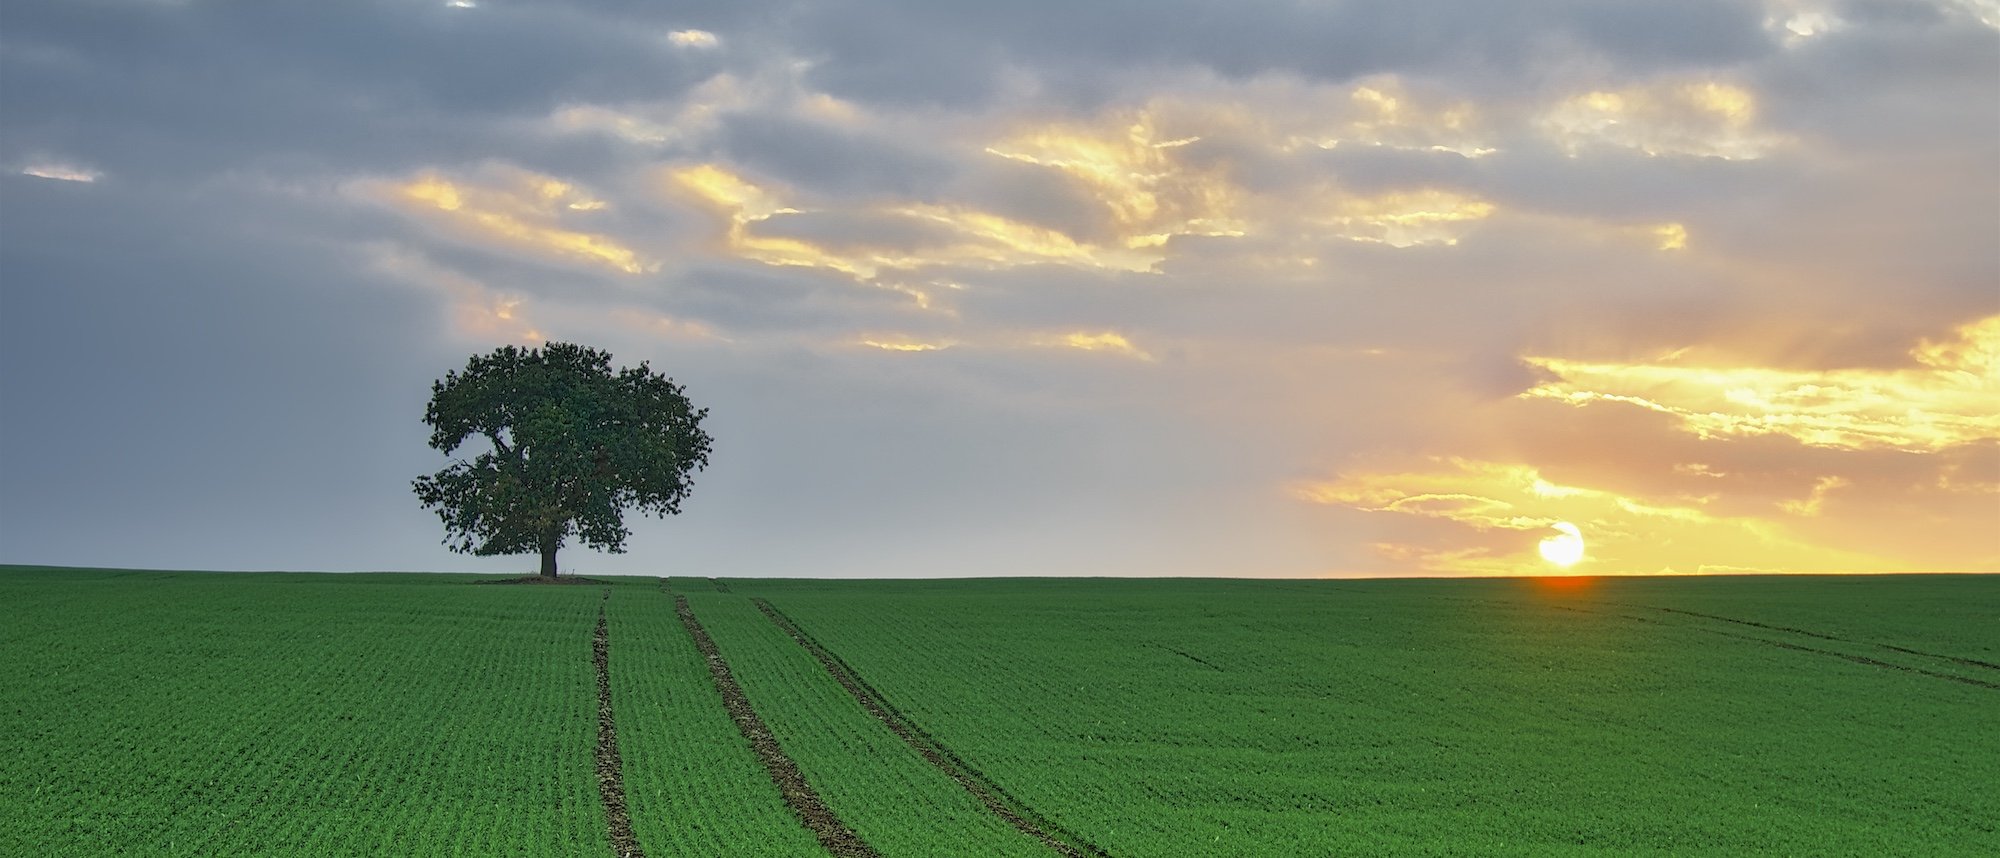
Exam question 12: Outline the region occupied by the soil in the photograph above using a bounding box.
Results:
[671,587,879,857]
[594,591,646,858]
[751,598,1109,858]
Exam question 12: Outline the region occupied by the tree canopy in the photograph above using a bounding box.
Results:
[413,342,712,577]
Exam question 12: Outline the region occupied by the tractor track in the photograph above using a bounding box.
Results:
[671,588,879,857]
[1548,604,2000,691]
[752,597,1111,858]
[1321,585,1996,690]
[1615,603,2000,673]
[1153,643,1224,671]
[593,590,645,858]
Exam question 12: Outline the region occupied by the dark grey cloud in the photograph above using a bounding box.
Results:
[1474,148,1799,222]
[1756,9,2000,158]
[940,264,1178,333]
[659,261,931,335]
[749,210,959,252]
[786,0,1776,108]
[717,113,958,200]
[944,159,1119,242]
[0,0,718,178]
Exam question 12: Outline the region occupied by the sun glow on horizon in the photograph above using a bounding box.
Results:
[1538,522,1586,568]
[1292,456,1904,576]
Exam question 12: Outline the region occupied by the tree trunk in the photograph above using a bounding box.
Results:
[539,540,558,579]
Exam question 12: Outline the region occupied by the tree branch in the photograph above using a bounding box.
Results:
[487,430,516,462]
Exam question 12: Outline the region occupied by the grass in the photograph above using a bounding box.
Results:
[2,566,1994,856]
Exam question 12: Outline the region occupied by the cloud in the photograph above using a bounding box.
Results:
[1293,314,2000,575]
[668,29,720,49]
[785,0,1775,109]
[666,159,1164,299]
[1539,79,1789,159]
[859,337,954,352]
[1522,314,2000,451]
[356,164,651,274]
[2,0,1993,578]
[1038,330,1154,361]
[17,160,101,182]
[718,112,957,198]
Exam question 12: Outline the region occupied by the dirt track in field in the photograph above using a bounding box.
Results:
[752,598,1110,858]
[672,590,879,857]
[594,590,645,858]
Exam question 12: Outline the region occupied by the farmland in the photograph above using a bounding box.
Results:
[0,569,605,856]
[3,567,1995,856]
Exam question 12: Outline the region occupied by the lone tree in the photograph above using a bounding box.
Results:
[414,342,712,578]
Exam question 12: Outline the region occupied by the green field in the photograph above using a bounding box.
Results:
[3,567,1995,856]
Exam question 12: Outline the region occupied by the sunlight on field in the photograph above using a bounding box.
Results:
[1533,574,1598,593]
[1294,457,1899,576]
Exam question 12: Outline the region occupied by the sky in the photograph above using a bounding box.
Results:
[1,0,1995,578]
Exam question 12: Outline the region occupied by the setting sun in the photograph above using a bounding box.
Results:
[1538,522,1586,568]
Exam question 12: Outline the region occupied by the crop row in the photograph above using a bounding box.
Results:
[4,571,1058,857]
[672,585,1052,857]
[601,579,821,856]
[0,571,606,857]
[9,569,1992,856]
[729,576,2000,857]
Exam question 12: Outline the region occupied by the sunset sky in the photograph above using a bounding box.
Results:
[3,0,1995,577]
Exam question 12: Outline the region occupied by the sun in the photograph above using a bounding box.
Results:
[1538,521,1586,568]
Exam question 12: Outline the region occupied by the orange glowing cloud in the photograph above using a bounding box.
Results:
[1522,315,2000,452]
[984,111,1245,245]
[666,161,1173,305]
[1039,330,1153,361]
[1540,78,1788,159]
[362,166,650,274]
[1311,188,1497,247]
[1293,316,1999,576]
[859,337,954,352]
[1284,76,1496,158]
